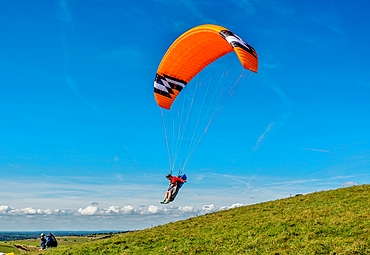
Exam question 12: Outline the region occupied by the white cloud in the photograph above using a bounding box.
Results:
[178,206,197,213]
[147,205,160,214]
[228,203,244,209]
[341,181,358,187]
[106,206,121,214]
[0,206,71,216]
[253,122,274,151]
[0,205,12,214]
[302,148,331,153]
[0,203,242,218]
[77,206,99,216]
[0,202,255,230]
[201,204,216,213]
[121,205,135,215]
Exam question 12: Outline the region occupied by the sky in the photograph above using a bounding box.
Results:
[1,0,370,231]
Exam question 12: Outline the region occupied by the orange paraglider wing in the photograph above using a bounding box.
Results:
[154,24,258,110]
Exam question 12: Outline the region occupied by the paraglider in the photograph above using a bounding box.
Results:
[154,24,258,203]
[154,24,258,110]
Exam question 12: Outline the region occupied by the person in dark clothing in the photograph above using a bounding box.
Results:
[39,233,46,251]
[46,233,58,248]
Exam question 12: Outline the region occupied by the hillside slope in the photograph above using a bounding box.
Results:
[30,185,370,254]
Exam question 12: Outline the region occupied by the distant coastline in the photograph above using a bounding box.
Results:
[0,231,124,241]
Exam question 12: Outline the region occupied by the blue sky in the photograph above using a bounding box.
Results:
[1,0,370,231]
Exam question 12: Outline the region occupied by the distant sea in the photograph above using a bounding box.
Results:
[0,231,123,241]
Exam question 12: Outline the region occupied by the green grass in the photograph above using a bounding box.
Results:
[0,242,20,254]
[0,236,107,254]
[22,184,370,254]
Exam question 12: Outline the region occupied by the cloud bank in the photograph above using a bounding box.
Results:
[0,203,245,231]
[0,203,243,217]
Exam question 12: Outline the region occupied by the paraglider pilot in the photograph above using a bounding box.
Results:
[161,173,185,204]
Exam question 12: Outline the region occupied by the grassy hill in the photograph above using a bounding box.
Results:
[23,184,370,254]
